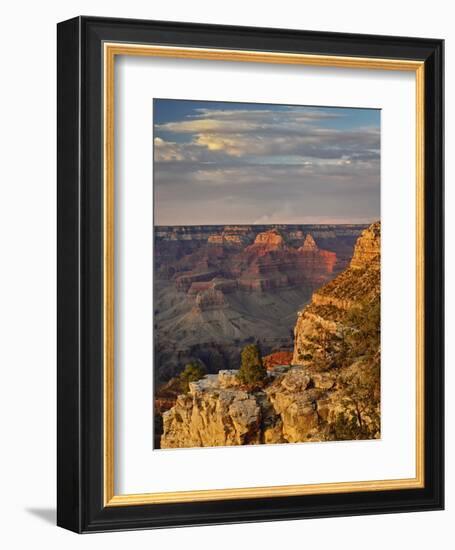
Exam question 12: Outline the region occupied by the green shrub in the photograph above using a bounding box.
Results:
[237,343,267,386]
[179,361,206,392]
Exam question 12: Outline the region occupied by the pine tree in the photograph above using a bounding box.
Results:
[237,343,267,386]
[179,361,206,392]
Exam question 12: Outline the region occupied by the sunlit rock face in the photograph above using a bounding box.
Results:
[161,374,262,448]
[293,222,380,365]
[251,228,285,247]
[160,367,325,448]
[349,221,381,270]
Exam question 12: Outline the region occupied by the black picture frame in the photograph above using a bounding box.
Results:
[57,16,444,533]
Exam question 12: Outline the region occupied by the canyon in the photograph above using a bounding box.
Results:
[159,222,381,448]
[154,223,367,386]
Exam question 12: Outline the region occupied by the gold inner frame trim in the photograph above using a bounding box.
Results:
[103,42,425,507]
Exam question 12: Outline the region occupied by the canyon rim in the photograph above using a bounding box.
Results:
[153,98,381,449]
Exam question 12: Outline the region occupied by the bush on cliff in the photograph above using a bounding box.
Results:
[237,343,267,386]
[310,297,380,371]
[179,361,206,392]
[344,298,380,360]
[322,361,381,441]
[317,295,380,440]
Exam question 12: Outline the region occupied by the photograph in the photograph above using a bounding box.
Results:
[153,99,381,449]
[53,13,444,534]
[0,0,449,543]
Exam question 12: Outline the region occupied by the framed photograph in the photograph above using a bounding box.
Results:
[57,16,444,532]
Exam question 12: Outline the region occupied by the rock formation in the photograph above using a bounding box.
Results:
[159,222,381,448]
[161,373,262,448]
[245,229,286,253]
[293,221,380,364]
[300,233,318,251]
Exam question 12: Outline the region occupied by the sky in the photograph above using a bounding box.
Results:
[153,99,380,226]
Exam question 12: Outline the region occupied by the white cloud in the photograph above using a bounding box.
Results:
[153,105,380,224]
[155,107,379,161]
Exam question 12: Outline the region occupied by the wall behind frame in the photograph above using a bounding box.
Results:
[0,0,450,549]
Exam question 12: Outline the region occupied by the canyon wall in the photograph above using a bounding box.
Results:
[293,221,380,365]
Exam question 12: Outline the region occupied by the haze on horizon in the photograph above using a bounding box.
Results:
[153,99,380,226]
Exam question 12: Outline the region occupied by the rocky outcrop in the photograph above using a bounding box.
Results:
[161,374,262,448]
[160,368,297,448]
[160,359,379,448]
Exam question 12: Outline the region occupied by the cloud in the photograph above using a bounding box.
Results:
[155,107,379,162]
[153,104,380,225]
